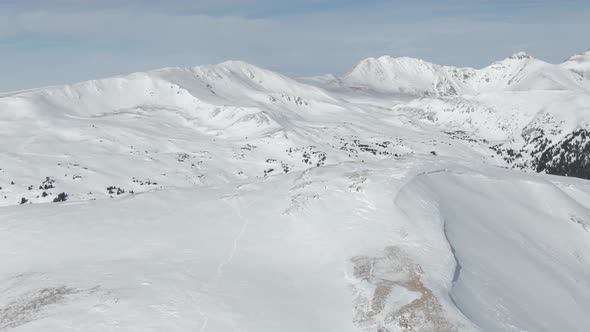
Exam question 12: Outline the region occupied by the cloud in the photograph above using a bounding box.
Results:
[0,0,391,17]
[0,1,589,91]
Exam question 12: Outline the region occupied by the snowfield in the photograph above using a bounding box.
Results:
[1,51,590,331]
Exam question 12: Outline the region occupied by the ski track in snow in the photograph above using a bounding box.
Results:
[196,191,260,332]
[216,194,257,279]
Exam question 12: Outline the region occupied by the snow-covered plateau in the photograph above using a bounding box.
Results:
[1,50,590,331]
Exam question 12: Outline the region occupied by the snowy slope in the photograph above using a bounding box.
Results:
[2,159,590,332]
[562,50,590,79]
[1,52,590,331]
[342,56,471,96]
[470,52,587,92]
[402,168,590,332]
[330,51,590,177]
[341,52,588,95]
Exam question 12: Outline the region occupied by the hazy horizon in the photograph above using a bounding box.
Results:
[1,0,589,91]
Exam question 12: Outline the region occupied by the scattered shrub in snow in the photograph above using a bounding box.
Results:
[39,177,56,190]
[107,186,126,195]
[263,169,275,177]
[53,192,68,202]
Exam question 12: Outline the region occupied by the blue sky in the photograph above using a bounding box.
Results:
[1,0,589,91]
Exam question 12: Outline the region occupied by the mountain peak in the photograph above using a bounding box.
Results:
[216,60,261,70]
[348,55,436,76]
[375,55,430,65]
[562,49,590,78]
[342,55,457,95]
[192,60,266,74]
[565,49,590,61]
[508,51,535,60]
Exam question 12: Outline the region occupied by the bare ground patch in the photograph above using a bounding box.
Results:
[0,282,101,331]
[351,246,457,332]
[283,169,325,215]
[348,170,369,193]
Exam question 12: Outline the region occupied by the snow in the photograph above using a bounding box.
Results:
[342,56,464,95]
[406,169,590,331]
[1,51,590,331]
[340,52,589,96]
[561,49,590,79]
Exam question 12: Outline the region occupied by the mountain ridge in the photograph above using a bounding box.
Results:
[339,50,589,95]
[1,50,589,188]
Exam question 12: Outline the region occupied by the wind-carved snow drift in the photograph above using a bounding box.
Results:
[1,51,590,332]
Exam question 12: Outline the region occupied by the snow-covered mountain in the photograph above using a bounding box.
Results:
[1,51,590,331]
[562,49,590,78]
[341,51,590,95]
[325,51,590,179]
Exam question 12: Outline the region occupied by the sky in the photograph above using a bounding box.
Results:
[0,0,589,92]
